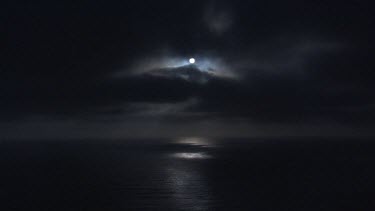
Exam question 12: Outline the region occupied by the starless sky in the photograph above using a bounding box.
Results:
[1,0,375,139]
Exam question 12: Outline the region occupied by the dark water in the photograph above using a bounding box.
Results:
[1,138,375,210]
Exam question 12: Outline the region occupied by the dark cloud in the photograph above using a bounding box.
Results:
[204,1,234,36]
[1,0,375,138]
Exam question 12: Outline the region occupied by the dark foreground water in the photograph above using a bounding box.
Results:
[1,138,375,210]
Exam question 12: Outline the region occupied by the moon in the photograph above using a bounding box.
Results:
[189,58,196,64]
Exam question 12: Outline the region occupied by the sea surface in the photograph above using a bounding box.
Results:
[1,137,374,210]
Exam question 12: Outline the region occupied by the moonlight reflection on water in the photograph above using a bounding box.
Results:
[165,137,215,210]
[172,152,212,160]
[175,137,216,148]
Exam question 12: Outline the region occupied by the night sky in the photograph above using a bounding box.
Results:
[2,0,375,139]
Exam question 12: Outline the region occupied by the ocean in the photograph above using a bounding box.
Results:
[1,138,374,210]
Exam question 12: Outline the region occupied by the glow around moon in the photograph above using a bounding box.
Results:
[115,54,239,80]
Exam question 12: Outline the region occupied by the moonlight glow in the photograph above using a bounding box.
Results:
[189,58,196,64]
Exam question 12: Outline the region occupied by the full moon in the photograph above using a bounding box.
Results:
[189,58,195,64]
